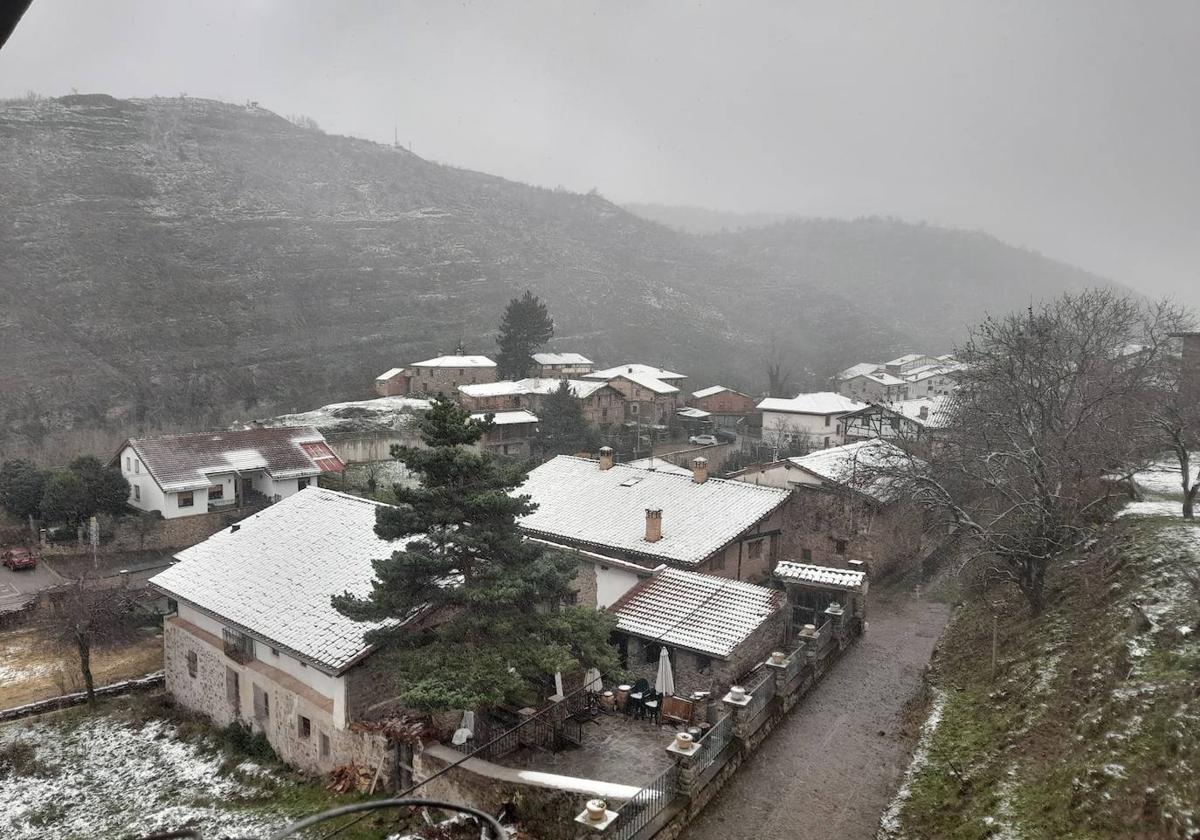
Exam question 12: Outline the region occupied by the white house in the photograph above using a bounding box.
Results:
[148,489,421,777]
[115,427,344,519]
[756,392,867,449]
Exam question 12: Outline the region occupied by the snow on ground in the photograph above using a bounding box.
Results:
[0,715,290,840]
[1131,454,1198,498]
[877,688,947,839]
[1117,499,1186,518]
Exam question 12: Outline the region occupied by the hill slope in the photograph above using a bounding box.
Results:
[0,95,1115,448]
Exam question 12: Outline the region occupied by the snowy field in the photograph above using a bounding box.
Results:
[0,713,298,840]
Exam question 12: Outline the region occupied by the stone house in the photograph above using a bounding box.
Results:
[114,427,344,520]
[515,451,792,582]
[148,489,422,779]
[688,386,756,429]
[609,567,786,697]
[584,364,687,428]
[470,410,539,458]
[373,367,410,397]
[457,378,624,432]
[838,370,910,403]
[883,353,942,376]
[756,392,867,450]
[530,352,594,378]
[408,354,497,395]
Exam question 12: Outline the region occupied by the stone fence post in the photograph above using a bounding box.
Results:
[666,731,703,797]
[722,685,754,740]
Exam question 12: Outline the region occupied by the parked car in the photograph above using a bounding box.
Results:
[1,546,38,571]
[714,428,738,444]
[688,434,719,446]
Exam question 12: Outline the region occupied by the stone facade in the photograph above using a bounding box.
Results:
[689,389,755,417]
[410,363,496,395]
[780,486,922,579]
[692,501,787,583]
[40,504,266,557]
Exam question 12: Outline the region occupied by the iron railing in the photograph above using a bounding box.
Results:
[693,713,732,775]
[611,763,679,840]
[785,643,806,683]
[743,670,776,723]
[452,706,584,761]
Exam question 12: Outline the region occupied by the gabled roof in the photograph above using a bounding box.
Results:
[531,352,593,366]
[849,371,907,387]
[515,456,790,566]
[756,392,867,415]
[375,367,406,381]
[121,427,341,492]
[611,371,680,394]
[904,365,952,382]
[471,410,539,425]
[677,407,711,419]
[610,567,783,658]
[691,385,737,399]
[149,489,410,673]
[786,439,917,502]
[458,378,608,399]
[774,561,867,592]
[891,396,955,428]
[411,355,496,368]
[836,363,882,380]
[885,353,933,367]
[585,363,687,382]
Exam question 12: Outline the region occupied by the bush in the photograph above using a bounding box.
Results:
[219,721,277,763]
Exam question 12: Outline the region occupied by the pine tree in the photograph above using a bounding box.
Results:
[333,395,615,711]
[0,459,46,520]
[495,290,554,379]
[536,380,599,458]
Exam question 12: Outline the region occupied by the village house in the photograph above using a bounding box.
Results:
[834,354,959,402]
[515,450,792,581]
[688,385,756,429]
[584,363,688,387]
[373,367,410,397]
[456,378,623,431]
[882,353,942,376]
[903,363,959,397]
[729,439,924,577]
[592,369,682,427]
[408,354,497,395]
[774,560,869,637]
[840,402,925,443]
[470,409,539,457]
[609,566,786,698]
[530,352,594,378]
[756,391,867,450]
[148,489,418,778]
[114,427,344,519]
[839,370,910,403]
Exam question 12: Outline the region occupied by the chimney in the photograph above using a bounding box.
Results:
[598,446,614,471]
[644,509,663,542]
[692,456,709,484]
[918,405,929,420]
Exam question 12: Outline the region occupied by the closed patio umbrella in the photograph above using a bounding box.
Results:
[655,647,675,696]
[584,667,603,693]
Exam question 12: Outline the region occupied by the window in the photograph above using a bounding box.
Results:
[801,548,813,562]
[835,539,847,555]
[297,477,310,490]
[824,415,831,427]
[178,490,194,508]
[253,684,270,720]
[225,667,240,713]
[320,732,331,758]
[133,485,141,502]
[643,642,659,665]
[209,484,224,500]
[134,460,140,474]
[297,715,312,739]
[748,539,764,561]
[125,456,131,471]
[186,650,198,678]
[629,403,639,416]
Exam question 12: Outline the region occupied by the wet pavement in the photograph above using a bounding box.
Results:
[682,592,952,840]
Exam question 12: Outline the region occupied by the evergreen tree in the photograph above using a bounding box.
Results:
[40,471,91,525]
[536,379,600,458]
[0,459,47,520]
[495,290,554,379]
[68,455,131,516]
[333,395,615,711]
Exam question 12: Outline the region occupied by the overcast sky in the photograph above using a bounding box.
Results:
[2,1,1197,304]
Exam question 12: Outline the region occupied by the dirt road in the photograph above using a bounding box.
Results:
[683,593,952,840]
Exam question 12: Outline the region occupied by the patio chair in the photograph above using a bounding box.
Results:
[637,690,660,723]
[626,679,650,716]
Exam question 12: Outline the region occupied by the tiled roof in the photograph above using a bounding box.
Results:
[515,456,790,565]
[458,378,607,399]
[691,385,730,399]
[125,427,337,492]
[756,392,867,415]
[585,363,687,382]
[787,439,917,502]
[892,396,955,428]
[472,410,539,425]
[531,352,593,366]
[150,489,409,672]
[885,353,931,367]
[624,458,694,476]
[612,371,679,395]
[677,407,711,418]
[610,567,783,658]
[411,355,496,368]
[299,441,345,473]
[774,561,867,592]
[855,371,908,386]
[375,367,406,380]
[837,363,881,380]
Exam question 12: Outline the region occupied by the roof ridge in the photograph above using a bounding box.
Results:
[128,425,320,444]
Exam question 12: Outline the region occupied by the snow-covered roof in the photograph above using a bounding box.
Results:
[610,567,783,658]
[756,392,867,415]
[585,363,687,382]
[256,396,432,434]
[150,489,410,672]
[411,355,496,368]
[123,427,341,492]
[691,385,731,399]
[374,367,406,381]
[774,561,867,592]
[851,371,907,386]
[458,378,608,399]
[515,456,790,565]
[837,363,882,380]
[471,410,539,426]
[787,439,917,502]
[904,365,952,382]
[885,353,932,367]
[891,396,955,428]
[531,352,593,366]
[677,407,711,419]
[624,458,694,476]
[612,370,680,394]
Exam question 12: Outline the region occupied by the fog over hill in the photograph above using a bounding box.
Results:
[0,94,1116,449]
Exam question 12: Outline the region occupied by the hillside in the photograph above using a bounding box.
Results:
[883,461,1199,839]
[622,203,795,234]
[0,95,1116,453]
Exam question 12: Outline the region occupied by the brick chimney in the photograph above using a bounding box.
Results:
[644,509,663,542]
[918,405,929,420]
[598,446,614,471]
[692,456,709,484]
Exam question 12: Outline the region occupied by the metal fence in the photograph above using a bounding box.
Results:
[815,618,836,655]
[693,713,732,775]
[785,643,806,683]
[611,763,679,840]
[743,669,776,723]
[452,704,585,761]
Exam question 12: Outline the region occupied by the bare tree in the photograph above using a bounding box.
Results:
[764,335,796,398]
[911,290,1187,614]
[47,575,145,703]
[1147,330,1200,518]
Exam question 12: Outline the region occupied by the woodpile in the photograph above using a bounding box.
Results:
[326,763,374,794]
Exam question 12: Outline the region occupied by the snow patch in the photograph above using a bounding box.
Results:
[877,688,947,839]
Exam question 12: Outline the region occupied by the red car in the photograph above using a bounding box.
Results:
[1,547,37,571]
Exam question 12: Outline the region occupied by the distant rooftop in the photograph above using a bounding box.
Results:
[411,355,496,368]
[691,385,739,399]
[787,439,919,502]
[374,367,406,381]
[471,409,539,426]
[585,363,687,382]
[257,396,431,434]
[458,378,608,399]
[836,362,882,380]
[757,392,867,415]
[531,352,593,366]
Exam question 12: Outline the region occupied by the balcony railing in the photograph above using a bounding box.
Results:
[222,628,255,665]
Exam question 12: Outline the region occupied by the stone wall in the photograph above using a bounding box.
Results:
[409,365,496,395]
[40,504,265,557]
[781,487,923,578]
